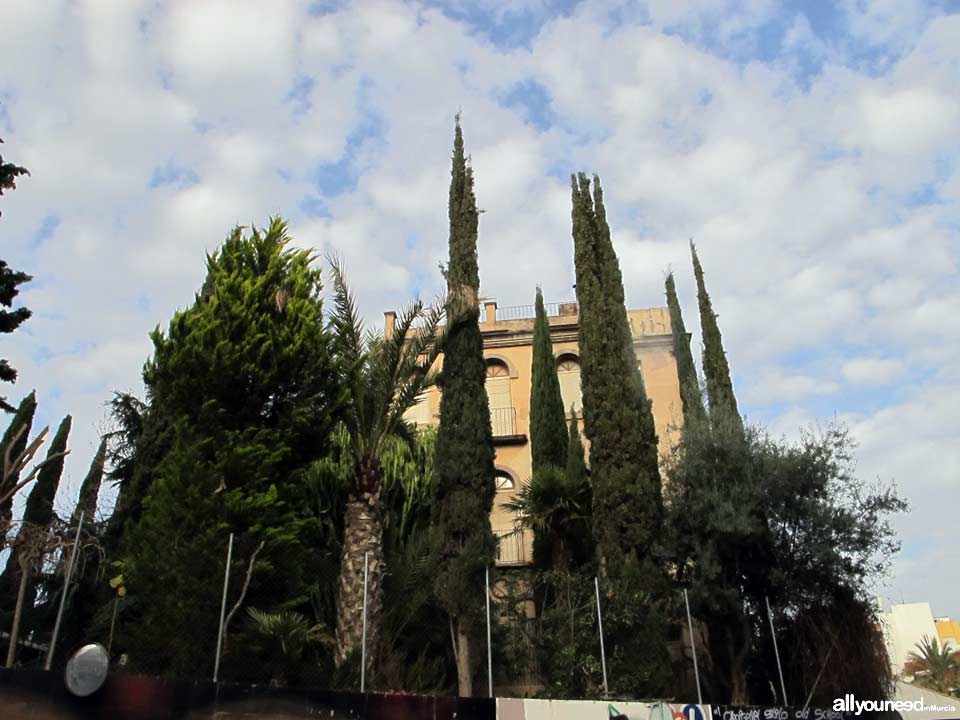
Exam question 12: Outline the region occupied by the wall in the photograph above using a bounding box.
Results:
[880,602,939,672]
[0,669,494,720]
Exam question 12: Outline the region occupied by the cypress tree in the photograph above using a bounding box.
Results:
[571,172,670,695]
[0,391,37,539]
[691,242,742,433]
[72,436,106,526]
[19,414,70,530]
[565,407,587,487]
[431,116,496,697]
[665,271,707,428]
[571,173,661,569]
[0,414,70,616]
[529,287,568,473]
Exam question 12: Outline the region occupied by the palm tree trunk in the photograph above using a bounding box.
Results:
[335,464,384,681]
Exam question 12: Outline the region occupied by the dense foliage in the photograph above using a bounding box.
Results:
[691,242,742,432]
[529,287,568,474]
[0,137,32,414]
[118,218,343,677]
[665,271,706,427]
[431,117,496,697]
[0,126,909,706]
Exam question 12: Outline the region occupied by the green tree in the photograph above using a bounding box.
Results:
[691,242,742,432]
[431,116,496,697]
[72,436,106,527]
[0,414,71,661]
[0,391,36,540]
[570,172,669,696]
[0,136,32,414]
[664,419,904,703]
[0,261,32,414]
[665,271,706,428]
[325,258,446,678]
[906,636,959,695]
[571,173,662,570]
[530,287,568,474]
[120,218,342,678]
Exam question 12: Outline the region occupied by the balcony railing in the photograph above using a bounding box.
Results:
[495,529,528,566]
[490,407,518,438]
[494,301,578,322]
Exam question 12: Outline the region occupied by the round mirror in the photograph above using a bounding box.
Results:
[64,643,109,697]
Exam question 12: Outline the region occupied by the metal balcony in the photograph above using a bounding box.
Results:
[495,529,528,566]
[490,407,526,444]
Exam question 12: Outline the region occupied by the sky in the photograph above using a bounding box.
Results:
[1,0,958,618]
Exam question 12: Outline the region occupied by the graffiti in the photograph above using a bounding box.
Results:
[502,699,711,720]
[710,706,858,720]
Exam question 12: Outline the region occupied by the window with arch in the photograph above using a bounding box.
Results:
[486,359,514,435]
[557,354,582,413]
[495,470,516,491]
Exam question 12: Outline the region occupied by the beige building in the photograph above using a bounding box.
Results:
[387,299,683,567]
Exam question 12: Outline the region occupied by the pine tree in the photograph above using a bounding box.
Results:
[665,271,707,427]
[72,436,106,526]
[529,287,568,473]
[691,242,742,433]
[0,261,32,414]
[0,391,37,539]
[1,136,32,414]
[121,218,342,677]
[431,116,496,697]
[565,407,587,487]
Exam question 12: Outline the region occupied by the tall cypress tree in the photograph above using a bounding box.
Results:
[590,178,662,507]
[571,172,670,695]
[72,436,106,526]
[0,414,71,618]
[431,116,496,697]
[571,173,661,569]
[529,287,568,473]
[691,242,742,433]
[665,271,707,428]
[0,391,37,539]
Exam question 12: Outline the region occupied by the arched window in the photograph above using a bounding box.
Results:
[486,360,513,436]
[495,470,515,491]
[557,355,582,413]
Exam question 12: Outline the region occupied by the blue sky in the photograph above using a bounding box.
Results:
[1,0,959,619]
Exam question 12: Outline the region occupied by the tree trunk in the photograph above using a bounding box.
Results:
[5,561,30,668]
[334,464,384,682]
[456,615,473,697]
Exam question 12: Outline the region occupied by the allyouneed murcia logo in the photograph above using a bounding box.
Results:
[834,693,959,716]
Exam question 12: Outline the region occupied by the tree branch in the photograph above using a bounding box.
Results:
[221,540,265,653]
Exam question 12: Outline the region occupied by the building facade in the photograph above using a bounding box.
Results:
[387,298,683,567]
[880,601,942,673]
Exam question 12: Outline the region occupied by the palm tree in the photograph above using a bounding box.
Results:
[906,635,959,694]
[246,608,332,686]
[504,465,591,571]
[326,258,447,678]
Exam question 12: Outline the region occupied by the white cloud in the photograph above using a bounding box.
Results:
[842,357,906,386]
[1,0,958,618]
